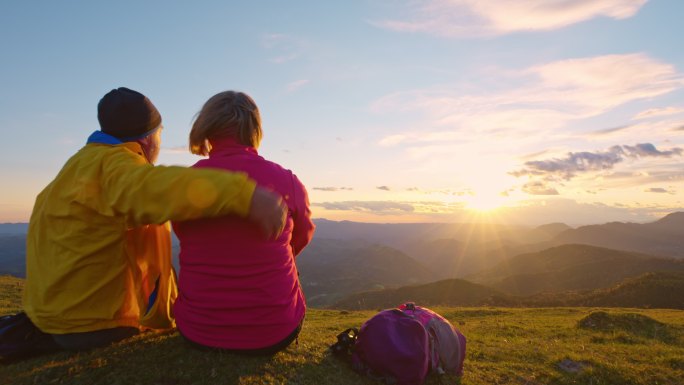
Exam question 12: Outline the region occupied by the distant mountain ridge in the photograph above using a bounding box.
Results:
[312,219,570,281]
[0,223,28,234]
[528,271,684,309]
[332,271,684,311]
[403,238,552,279]
[332,278,516,310]
[468,244,684,295]
[312,219,570,251]
[552,212,684,258]
[3,213,684,310]
[297,238,435,307]
[0,234,26,277]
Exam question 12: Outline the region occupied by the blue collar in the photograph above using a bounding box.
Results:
[87,126,161,145]
[86,131,123,145]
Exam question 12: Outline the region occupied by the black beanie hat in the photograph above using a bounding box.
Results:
[97,87,162,140]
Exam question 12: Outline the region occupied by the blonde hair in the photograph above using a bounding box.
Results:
[189,91,262,156]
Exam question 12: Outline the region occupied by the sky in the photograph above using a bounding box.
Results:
[1,0,683,226]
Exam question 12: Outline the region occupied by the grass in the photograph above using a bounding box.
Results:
[0,275,23,314]
[2,278,683,384]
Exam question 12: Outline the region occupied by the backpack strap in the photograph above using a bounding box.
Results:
[0,312,61,363]
[329,328,358,357]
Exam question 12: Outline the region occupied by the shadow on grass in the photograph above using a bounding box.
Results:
[3,331,286,385]
[287,349,462,385]
[3,330,462,385]
[548,359,636,385]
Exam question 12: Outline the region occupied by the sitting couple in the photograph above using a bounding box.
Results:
[23,87,314,355]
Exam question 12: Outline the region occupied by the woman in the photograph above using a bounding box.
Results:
[173,91,315,355]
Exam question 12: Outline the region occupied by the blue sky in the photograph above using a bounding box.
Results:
[1,0,683,225]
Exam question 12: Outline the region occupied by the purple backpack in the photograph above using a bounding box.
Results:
[331,303,466,385]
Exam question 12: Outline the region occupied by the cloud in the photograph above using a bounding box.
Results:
[161,146,188,154]
[589,125,631,136]
[632,106,684,120]
[376,185,391,191]
[512,143,683,180]
[644,187,670,193]
[313,186,354,192]
[498,198,680,226]
[522,181,559,195]
[623,143,683,158]
[372,0,647,38]
[375,54,684,145]
[287,79,310,92]
[312,200,472,217]
[312,198,681,227]
[512,149,621,179]
[261,33,307,63]
[521,149,623,178]
[313,201,415,214]
[520,150,551,160]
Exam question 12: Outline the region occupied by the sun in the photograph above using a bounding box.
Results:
[464,192,507,213]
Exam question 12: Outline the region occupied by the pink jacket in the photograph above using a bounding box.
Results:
[172,137,315,349]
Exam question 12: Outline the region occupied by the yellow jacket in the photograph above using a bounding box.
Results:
[24,133,256,334]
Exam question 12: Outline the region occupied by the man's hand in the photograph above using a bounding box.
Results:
[248,186,287,239]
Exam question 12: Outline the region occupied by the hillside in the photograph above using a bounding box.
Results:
[469,244,684,296]
[0,234,26,277]
[570,271,684,309]
[332,278,516,310]
[297,239,435,307]
[553,212,684,258]
[332,269,684,312]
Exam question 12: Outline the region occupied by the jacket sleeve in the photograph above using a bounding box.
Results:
[100,147,256,226]
[289,173,315,257]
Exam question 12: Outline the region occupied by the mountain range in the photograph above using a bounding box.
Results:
[551,212,684,258]
[297,238,435,307]
[467,244,684,295]
[2,212,683,310]
[332,271,684,311]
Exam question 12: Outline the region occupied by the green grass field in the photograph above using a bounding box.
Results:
[2,276,683,385]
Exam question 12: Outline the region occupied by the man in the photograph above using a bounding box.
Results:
[23,87,287,350]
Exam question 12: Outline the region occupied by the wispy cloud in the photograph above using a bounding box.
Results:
[287,79,310,92]
[375,54,684,145]
[644,187,673,194]
[632,106,684,120]
[312,198,680,226]
[161,146,188,154]
[520,150,552,161]
[589,125,631,136]
[511,143,683,180]
[261,33,307,64]
[376,185,391,191]
[372,0,647,38]
[522,181,559,195]
[623,143,683,157]
[313,186,354,192]
[500,198,679,226]
[313,201,415,214]
[312,200,471,216]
